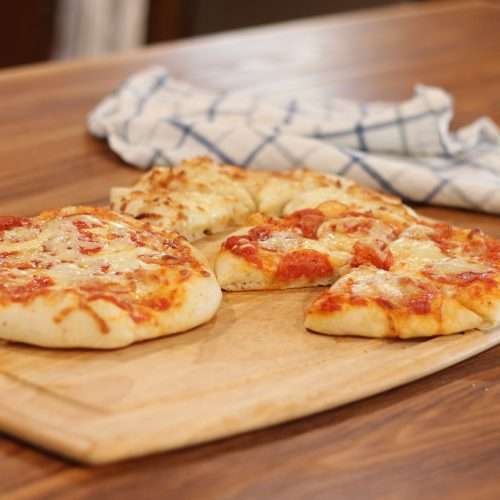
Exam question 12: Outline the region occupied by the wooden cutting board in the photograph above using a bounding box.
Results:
[0,236,499,465]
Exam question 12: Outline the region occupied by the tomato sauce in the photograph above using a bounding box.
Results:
[248,225,273,241]
[143,296,171,311]
[486,239,500,265]
[223,235,261,266]
[72,220,91,231]
[0,251,18,258]
[406,296,433,314]
[284,209,325,239]
[350,295,369,306]
[0,216,30,232]
[432,223,453,240]
[0,275,54,302]
[404,282,435,314]
[130,231,147,247]
[351,242,394,270]
[72,219,102,256]
[342,219,373,234]
[316,292,368,312]
[317,294,343,312]
[375,296,395,309]
[424,270,495,286]
[429,222,455,252]
[79,246,102,255]
[276,249,333,281]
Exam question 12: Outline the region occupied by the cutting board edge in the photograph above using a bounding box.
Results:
[0,372,98,463]
[2,329,497,465]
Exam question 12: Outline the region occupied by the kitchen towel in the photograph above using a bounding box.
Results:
[89,66,500,214]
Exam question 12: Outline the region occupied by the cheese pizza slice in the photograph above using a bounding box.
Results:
[215,209,345,290]
[305,267,486,338]
[215,203,412,291]
[132,157,256,210]
[0,206,222,349]
[394,218,500,270]
[306,221,500,338]
[315,212,404,271]
[283,184,418,226]
[389,222,500,328]
[111,157,415,245]
[110,188,252,242]
[111,157,258,241]
[255,168,353,216]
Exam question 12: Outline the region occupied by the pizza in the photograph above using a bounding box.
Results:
[304,266,489,339]
[110,156,354,241]
[215,209,342,290]
[110,157,257,241]
[210,162,499,338]
[110,157,500,339]
[0,206,221,348]
[305,218,500,338]
[218,207,500,337]
[215,192,417,291]
[254,168,354,216]
[2,157,497,348]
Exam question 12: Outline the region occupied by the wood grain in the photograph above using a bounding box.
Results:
[0,1,500,498]
[1,253,499,464]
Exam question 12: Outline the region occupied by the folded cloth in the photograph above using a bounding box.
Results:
[89,66,500,214]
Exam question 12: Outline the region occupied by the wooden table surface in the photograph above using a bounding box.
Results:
[1,2,500,498]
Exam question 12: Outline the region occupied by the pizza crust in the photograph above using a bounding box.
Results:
[4,159,496,347]
[0,274,221,349]
[110,158,258,241]
[0,207,222,349]
[214,225,341,291]
[257,171,349,216]
[110,188,246,241]
[215,249,273,291]
[305,268,486,339]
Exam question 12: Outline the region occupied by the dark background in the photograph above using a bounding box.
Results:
[1,0,441,69]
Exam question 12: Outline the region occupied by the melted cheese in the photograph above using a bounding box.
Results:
[390,235,491,277]
[350,269,405,302]
[0,209,203,294]
[253,229,323,253]
[136,160,256,211]
[111,189,250,241]
[111,159,261,242]
[429,257,488,276]
[315,217,396,265]
[283,187,354,216]
[390,238,445,272]
[257,171,348,216]
[399,224,435,240]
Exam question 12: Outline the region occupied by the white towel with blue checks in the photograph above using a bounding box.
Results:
[89,66,500,214]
